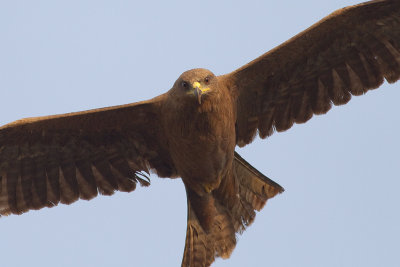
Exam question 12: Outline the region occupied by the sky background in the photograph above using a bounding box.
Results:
[0,1,399,266]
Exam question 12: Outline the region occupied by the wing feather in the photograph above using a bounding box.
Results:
[221,0,400,146]
[0,95,176,216]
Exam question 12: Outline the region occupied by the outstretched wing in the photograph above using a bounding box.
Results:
[220,0,400,146]
[0,94,176,216]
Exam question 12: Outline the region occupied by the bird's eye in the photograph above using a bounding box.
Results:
[204,77,210,84]
[181,81,188,88]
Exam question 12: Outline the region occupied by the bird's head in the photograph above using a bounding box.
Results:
[172,68,216,105]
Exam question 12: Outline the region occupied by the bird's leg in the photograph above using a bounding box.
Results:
[185,185,216,233]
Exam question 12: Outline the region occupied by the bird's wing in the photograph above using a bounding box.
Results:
[220,0,400,146]
[0,94,176,216]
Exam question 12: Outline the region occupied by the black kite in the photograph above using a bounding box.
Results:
[1,1,400,266]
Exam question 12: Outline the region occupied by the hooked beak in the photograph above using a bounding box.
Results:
[191,81,210,104]
[193,87,202,104]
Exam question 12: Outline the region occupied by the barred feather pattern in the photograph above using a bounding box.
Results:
[182,199,236,267]
[216,152,284,233]
[0,98,176,217]
[0,129,151,216]
[181,152,283,267]
[231,0,400,146]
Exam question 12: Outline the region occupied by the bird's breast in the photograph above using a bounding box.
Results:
[163,95,236,194]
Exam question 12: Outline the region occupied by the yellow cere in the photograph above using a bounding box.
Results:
[200,87,210,93]
[192,81,201,88]
[192,81,210,93]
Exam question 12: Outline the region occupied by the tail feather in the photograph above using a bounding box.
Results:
[182,188,236,267]
[234,151,284,211]
[216,152,284,233]
[181,152,284,266]
[234,152,284,198]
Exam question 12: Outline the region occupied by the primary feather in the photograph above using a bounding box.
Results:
[1,1,399,266]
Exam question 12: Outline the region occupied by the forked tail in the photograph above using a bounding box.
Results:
[181,152,284,267]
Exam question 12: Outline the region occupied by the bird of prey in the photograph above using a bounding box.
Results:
[1,0,399,266]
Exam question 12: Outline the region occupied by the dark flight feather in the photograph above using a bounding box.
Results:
[226,0,400,146]
[0,97,177,216]
[0,1,399,266]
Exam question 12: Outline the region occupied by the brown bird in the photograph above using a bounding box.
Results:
[1,0,400,266]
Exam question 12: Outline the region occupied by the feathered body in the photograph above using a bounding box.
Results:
[1,1,400,266]
[163,69,236,197]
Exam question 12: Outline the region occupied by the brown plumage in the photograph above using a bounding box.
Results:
[1,1,400,266]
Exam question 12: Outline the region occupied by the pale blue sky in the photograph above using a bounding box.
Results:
[0,1,399,266]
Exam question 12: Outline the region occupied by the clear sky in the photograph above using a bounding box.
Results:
[0,1,399,266]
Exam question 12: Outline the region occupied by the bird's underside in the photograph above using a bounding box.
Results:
[1,1,400,266]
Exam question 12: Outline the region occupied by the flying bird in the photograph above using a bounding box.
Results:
[1,0,400,266]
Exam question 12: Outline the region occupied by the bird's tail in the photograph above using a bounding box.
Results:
[181,152,284,267]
